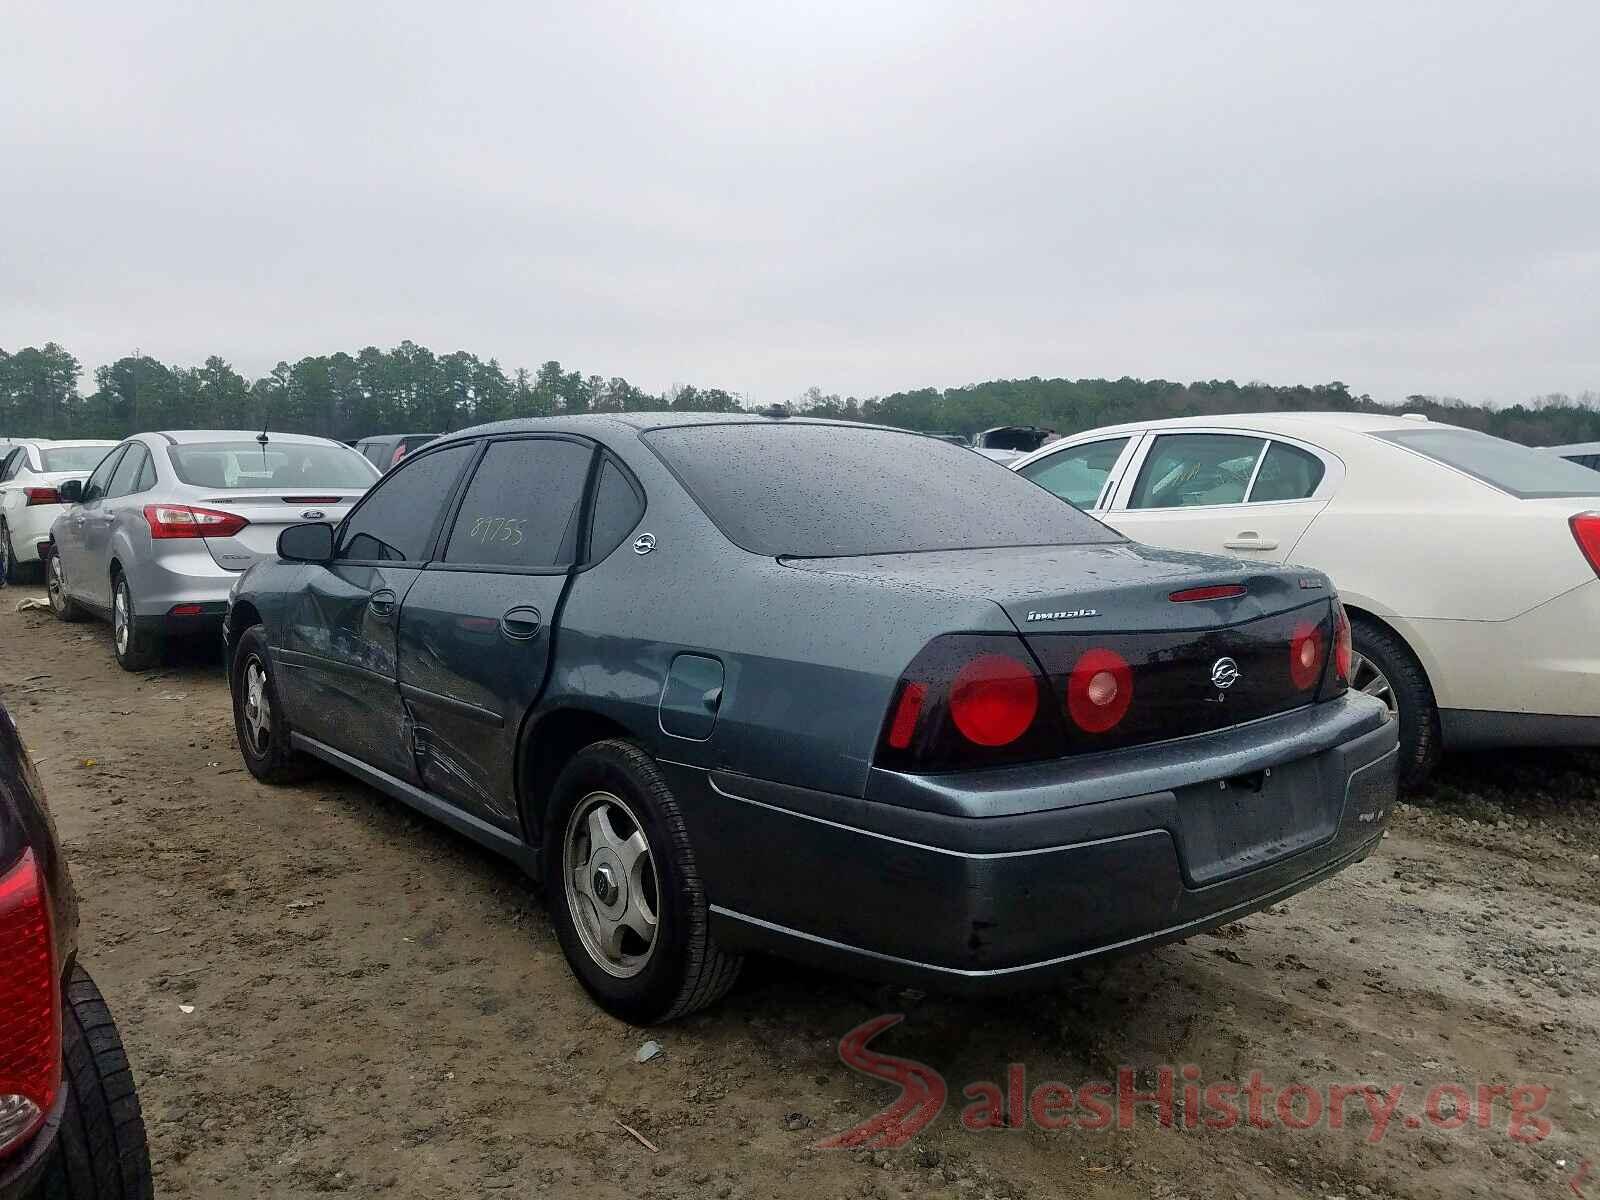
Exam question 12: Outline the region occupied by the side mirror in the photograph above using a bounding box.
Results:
[278,522,335,564]
[57,479,83,504]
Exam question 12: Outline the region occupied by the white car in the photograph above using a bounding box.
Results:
[0,439,118,584]
[1009,412,1600,786]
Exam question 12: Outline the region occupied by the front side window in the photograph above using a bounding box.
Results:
[444,438,594,569]
[337,443,474,563]
[1128,433,1266,510]
[1248,441,1326,502]
[1017,438,1130,509]
[82,447,126,503]
[106,445,149,499]
[169,441,377,490]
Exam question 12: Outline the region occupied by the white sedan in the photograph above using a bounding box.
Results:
[1009,411,1600,786]
[0,439,118,585]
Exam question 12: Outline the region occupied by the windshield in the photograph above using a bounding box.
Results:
[169,441,378,490]
[644,423,1121,557]
[1375,428,1600,499]
[40,445,114,473]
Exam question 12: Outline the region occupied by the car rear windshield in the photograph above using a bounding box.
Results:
[40,446,113,472]
[1375,427,1600,499]
[168,441,377,490]
[643,423,1121,557]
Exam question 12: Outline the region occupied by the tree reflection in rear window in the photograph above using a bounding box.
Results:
[642,423,1122,557]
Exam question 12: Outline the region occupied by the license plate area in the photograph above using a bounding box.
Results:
[1172,756,1338,887]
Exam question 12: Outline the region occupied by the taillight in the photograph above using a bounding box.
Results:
[874,635,1061,771]
[0,850,60,1160]
[1332,601,1352,689]
[21,488,59,507]
[142,504,249,540]
[389,444,407,468]
[1065,648,1133,733]
[1571,512,1600,576]
[1288,621,1325,691]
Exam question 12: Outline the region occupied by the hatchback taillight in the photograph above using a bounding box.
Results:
[0,850,60,1160]
[21,488,59,507]
[142,504,249,540]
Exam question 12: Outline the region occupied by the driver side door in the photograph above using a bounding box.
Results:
[55,444,127,608]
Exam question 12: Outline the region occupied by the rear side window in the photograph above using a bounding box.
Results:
[1248,441,1325,502]
[1018,437,1129,508]
[588,457,645,561]
[643,424,1119,557]
[1128,433,1266,509]
[0,450,20,482]
[1378,428,1600,499]
[338,443,474,562]
[444,438,594,569]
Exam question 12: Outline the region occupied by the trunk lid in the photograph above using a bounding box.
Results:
[195,491,365,571]
[786,542,1341,750]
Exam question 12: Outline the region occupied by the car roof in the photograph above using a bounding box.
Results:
[441,410,903,442]
[1054,410,1453,440]
[149,430,350,446]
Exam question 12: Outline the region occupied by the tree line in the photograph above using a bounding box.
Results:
[4,341,1599,448]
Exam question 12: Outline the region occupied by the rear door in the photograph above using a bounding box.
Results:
[1108,431,1334,563]
[278,441,477,782]
[396,435,597,829]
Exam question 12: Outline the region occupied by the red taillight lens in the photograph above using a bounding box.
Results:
[886,682,927,751]
[390,444,407,468]
[142,504,249,540]
[0,850,60,1160]
[1168,584,1247,603]
[1571,512,1600,577]
[21,488,60,507]
[1065,648,1133,733]
[1332,602,1352,688]
[948,654,1039,746]
[1289,621,1325,691]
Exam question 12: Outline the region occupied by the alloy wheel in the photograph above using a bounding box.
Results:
[47,553,66,613]
[1349,649,1396,718]
[0,527,9,581]
[242,656,273,755]
[563,790,660,979]
[113,582,131,655]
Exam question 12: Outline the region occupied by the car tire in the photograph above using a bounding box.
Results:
[32,965,154,1200]
[1350,616,1439,790]
[45,546,88,623]
[544,738,742,1024]
[2,520,36,585]
[109,572,161,672]
[230,624,318,784]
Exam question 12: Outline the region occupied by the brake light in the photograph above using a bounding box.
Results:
[21,488,59,507]
[874,634,1060,771]
[948,654,1038,746]
[1332,602,1352,688]
[142,504,249,539]
[1289,621,1325,691]
[1066,648,1134,733]
[390,444,407,468]
[1571,512,1600,576]
[0,851,60,1160]
[1169,584,1246,603]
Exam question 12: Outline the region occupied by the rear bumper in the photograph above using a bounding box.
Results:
[132,601,228,641]
[667,694,1397,993]
[127,547,235,626]
[6,507,62,563]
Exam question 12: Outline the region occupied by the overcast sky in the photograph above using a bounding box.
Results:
[3,2,1597,405]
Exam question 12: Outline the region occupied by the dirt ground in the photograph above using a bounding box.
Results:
[1,584,1596,1200]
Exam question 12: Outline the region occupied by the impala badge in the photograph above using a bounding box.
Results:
[633,533,657,555]
[1210,657,1241,690]
[1025,608,1097,622]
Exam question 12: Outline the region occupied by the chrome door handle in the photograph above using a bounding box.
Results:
[499,606,542,640]
[1223,533,1278,551]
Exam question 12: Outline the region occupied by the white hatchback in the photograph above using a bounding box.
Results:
[1010,411,1600,786]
